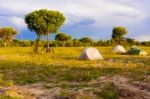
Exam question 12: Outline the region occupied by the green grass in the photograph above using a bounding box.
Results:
[0,47,149,85]
[0,95,21,99]
[96,82,119,99]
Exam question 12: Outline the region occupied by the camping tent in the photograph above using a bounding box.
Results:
[128,45,147,56]
[80,47,104,60]
[112,45,127,54]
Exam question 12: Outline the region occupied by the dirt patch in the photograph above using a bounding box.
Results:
[1,75,150,99]
[112,76,150,99]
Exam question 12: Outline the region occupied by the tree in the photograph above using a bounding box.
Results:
[0,27,17,47]
[25,9,65,53]
[112,27,128,44]
[80,37,94,46]
[55,33,71,47]
[73,39,80,47]
[43,10,65,52]
[25,10,46,53]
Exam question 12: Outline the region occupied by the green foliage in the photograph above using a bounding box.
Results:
[0,74,13,87]
[112,27,128,45]
[80,37,94,46]
[55,33,71,41]
[0,47,150,85]
[141,41,150,46]
[112,27,127,40]
[55,33,71,47]
[1,38,150,47]
[73,39,80,47]
[25,9,65,53]
[0,95,21,99]
[0,27,18,47]
[97,82,119,99]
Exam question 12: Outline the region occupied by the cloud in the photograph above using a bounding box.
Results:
[136,35,150,41]
[10,17,26,28]
[0,16,26,29]
[0,0,149,41]
[0,0,147,26]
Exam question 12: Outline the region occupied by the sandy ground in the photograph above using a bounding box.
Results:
[1,75,150,99]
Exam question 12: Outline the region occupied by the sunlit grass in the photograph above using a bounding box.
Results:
[0,47,149,84]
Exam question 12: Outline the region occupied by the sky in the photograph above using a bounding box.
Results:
[0,0,150,41]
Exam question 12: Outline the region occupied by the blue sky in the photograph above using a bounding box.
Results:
[0,0,150,41]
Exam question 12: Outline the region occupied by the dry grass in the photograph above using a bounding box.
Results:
[0,47,149,98]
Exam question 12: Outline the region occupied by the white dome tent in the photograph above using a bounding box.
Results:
[80,47,104,60]
[112,45,127,54]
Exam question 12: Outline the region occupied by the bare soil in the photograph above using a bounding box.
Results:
[1,75,150,99]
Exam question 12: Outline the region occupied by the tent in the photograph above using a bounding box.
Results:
[112,45,127,54]
[80,47,104,60]
[128,45,147,56]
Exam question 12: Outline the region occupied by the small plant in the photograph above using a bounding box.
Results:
[0,74,13,87]
[59,90,70,98]
[0,95,21,99]
[97,82,119,99]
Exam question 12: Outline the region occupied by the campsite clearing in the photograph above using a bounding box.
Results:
[0,47,150,98]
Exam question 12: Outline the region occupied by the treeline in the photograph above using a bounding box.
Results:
[0,9,149,52]
[0,38,149,47]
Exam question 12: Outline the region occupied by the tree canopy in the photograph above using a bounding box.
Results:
[0,27,18,47]
[55,33,71,47]
[25,9,65,53]
[112,26,128,40]
[55,33,71,42]
[80,37,94,44]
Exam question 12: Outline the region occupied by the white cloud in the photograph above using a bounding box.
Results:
[0,0,150,40]
[136,35,150,41]
[10,17,26,28]
[0,0,148,27]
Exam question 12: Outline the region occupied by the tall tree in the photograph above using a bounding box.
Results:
[0,27,17,47]
[25,10,47,53]
[55,33,71,47]
[25,9,65,53]
[44,10,65,52]
[112,27,127,40]
[112,26,128,45]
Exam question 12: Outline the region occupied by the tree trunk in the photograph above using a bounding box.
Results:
[46,33,54,53]
[34,35,41,53]
[3,36,7,48]
[62,41,65,47]
[4,41,7,48]
[46,32,51,52]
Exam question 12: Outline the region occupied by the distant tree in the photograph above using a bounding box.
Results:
[112,27,128,44]
[97,40,112,46]
[0,27,17,47]
[55,33,71,47]
[11,39,20,46]
[80,37,94,46]
[124,38,135,45]
[73,39,80,47]
[65,40,73,47]
[20,40,32,47]
[25,9,65,53]
[141,41,150,46]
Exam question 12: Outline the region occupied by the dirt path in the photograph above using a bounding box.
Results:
[1,75,150,99]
